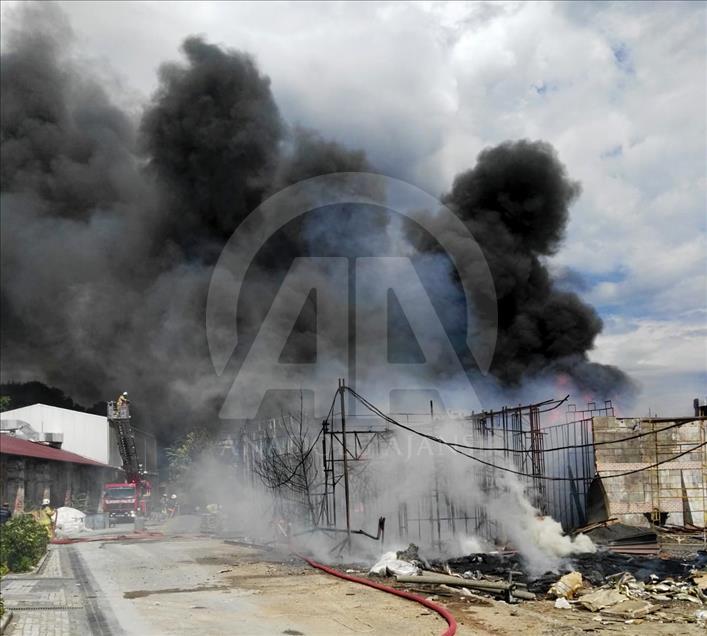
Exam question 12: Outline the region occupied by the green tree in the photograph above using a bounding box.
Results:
[165,429,216,487]
[0,396,11,412]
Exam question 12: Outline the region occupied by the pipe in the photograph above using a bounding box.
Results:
[509,589,536,600]
[297,554,456,636]
[396,573,536,600]
[397,573,512,590]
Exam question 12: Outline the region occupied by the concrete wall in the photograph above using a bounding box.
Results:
[591,416,707,528]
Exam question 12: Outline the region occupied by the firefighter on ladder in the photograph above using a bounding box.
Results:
[116,391,129,417]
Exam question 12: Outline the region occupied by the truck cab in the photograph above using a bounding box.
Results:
[103,481,151,524]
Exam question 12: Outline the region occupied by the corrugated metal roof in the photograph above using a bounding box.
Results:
[0,434,111,467]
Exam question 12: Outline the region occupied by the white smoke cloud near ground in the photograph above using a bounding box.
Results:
[356,419,595,574]
[207,411,595,573]
[485,473,595,574]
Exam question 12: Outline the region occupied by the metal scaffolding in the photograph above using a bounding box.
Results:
[233,383,707,554]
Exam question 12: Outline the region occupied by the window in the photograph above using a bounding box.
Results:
[104,487,135,499]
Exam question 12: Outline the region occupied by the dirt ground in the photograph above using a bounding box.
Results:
[211,546,448,635]
[429,596,706,635]
[205,543,706,635]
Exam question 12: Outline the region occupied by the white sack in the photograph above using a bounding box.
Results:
[54,506,88,536]
[369,551,419,576]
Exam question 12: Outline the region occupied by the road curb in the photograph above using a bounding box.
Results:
[32,548,51,574]
[0,610,14,634]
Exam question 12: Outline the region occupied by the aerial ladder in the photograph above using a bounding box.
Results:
[103,395,151,523]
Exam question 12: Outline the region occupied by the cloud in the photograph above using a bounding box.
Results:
[595,312,707,375]
[593,312,707,415]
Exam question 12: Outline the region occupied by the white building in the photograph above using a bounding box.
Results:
[0,403,157,475]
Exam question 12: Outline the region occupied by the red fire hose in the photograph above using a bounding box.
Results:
[297,554,457,636]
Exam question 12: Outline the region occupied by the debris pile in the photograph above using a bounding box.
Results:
[370,544,536,604]
[367,542,707,626]
[577,521,659,556]
[548,567,707,624]
[441,548,696,592]
[605,571,706,605]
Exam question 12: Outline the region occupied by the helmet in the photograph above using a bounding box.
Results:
[171,494,177,499]
[123,392,128,396]
[42,498,50,506]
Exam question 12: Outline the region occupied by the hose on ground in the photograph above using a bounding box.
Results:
[297,553,457,636]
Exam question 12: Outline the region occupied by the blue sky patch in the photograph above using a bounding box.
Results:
[532,81,559,96]
[612,42,635,74]
[601,144,623,159]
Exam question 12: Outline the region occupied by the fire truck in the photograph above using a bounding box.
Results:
[103,397,151,524]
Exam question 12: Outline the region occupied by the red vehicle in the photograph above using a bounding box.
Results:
[103,481,151,523]
[103,397,151,524]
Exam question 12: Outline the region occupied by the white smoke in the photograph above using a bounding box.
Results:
[486,471,595,574]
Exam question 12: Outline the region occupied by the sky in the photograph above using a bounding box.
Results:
[2,0,706,416]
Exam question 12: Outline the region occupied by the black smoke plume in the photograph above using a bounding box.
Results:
[141,36,283,259]
[0,4,634,442]
[0,4,381,438]
[433,140,634,397]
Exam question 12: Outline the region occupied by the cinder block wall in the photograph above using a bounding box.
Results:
[592,416,706,528]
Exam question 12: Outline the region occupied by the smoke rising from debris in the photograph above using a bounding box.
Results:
[192,415,596,573]
[1,3,633,441]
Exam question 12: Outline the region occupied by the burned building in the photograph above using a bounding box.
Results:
[227,387,707,558]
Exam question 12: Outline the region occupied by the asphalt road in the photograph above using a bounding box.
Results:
[60,531,446,635]
[69,536,297,635]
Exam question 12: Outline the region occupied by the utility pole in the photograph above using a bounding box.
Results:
[339,378,351,546]
[431,397,442,551]
[321,418,329,526]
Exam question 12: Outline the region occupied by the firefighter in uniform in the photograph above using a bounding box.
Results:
[116,391,129,417]
[36,498,55,538]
